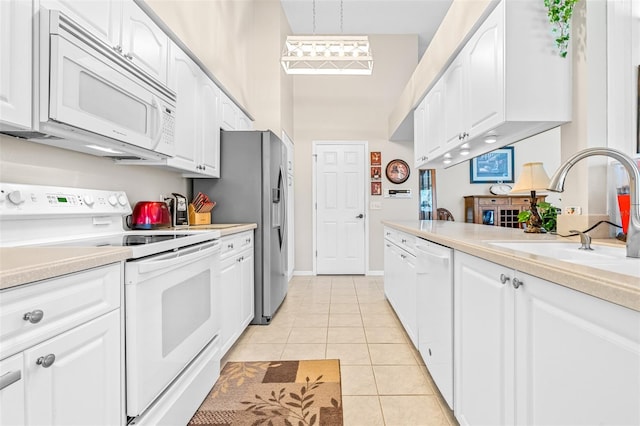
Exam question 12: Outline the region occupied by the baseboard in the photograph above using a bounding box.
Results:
[293,270,314,276]
[367,270,384,276]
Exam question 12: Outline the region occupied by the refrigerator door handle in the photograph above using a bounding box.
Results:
[280,166,287,251]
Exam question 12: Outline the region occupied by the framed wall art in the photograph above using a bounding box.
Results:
[385,159,410,184]
[371,181,382,196]
[370,151,381,166]
[470,147,514,183]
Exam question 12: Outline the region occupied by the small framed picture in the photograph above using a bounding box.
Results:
[385,159,410,184]
[370,166,381,180]
[470,147,515,183]
[371,181,382,196]
[370,151,381,166]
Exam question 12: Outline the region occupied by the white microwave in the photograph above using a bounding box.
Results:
[4,8,176,161]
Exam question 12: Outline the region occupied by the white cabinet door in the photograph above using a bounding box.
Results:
[120,1,169,84]
[454,252,514,426]
[383,240,401,310]
[220,93,238,131]
[39,0,121,47]
[238,112,252,130]
[0,0,32,130]
[424,79,444,160]
[515,272,640,426]
[413,97,426,167]
[168,49,200,172]
[24,310,121,426]
[219,254,241,355]
[465,4,504,138]
[199,79,221,177]
[239,249,255,328]
[0,353,25,425]
[442,55,468,150]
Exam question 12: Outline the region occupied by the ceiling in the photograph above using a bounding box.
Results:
[280,0,453,58]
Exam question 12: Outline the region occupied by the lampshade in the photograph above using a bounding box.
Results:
[281,35,373,75]
[511,162,551,193]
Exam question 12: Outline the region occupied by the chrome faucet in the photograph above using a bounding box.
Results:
[548,148,639,258]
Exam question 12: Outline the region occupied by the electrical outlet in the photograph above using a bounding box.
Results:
[370,201,382,210]
[564,206,582,215]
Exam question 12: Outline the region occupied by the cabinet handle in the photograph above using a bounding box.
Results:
[512,278,524,289]
[124,52,133,60]
[23,309,44,324]
[0,370,22,391]
[112,45,122,53]
[385,244,391,248]
[228,243,234,249]
[36,354,56,368]
[400,254,406,259]
[401,238,407,243]
[246,238,251,244]
[499,274,511,285]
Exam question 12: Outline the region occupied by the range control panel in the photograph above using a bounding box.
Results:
[0,183,132,217]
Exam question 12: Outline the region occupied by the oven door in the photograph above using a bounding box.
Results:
[124,240,220,417]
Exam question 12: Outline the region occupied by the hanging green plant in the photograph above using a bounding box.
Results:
[543,0,579,58]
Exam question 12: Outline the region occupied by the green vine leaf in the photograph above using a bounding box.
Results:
[543,0,579,57]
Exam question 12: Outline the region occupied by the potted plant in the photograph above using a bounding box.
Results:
[518,201,559,232]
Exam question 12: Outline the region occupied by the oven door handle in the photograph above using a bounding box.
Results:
[136,240,220,274]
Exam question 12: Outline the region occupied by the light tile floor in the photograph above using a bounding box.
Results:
[221,275,458,426]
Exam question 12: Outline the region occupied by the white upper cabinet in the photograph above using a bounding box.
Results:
[0,0,33,130]
[413,97,426,167]
[39,0,169,85]
[167,47,220,177]
[415,0,571,169]
[38,0,122,47]
[414,79,443,167]
[120,1,169,84]
[220,93,238,131]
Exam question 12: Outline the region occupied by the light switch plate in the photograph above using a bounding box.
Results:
[564,206,582,215]
[370,201,382,210]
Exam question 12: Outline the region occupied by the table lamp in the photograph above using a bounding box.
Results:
[511,162,551,233]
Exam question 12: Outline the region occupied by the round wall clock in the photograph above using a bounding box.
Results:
[385,159,410,184]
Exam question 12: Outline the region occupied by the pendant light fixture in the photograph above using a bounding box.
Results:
[281,0,373,75]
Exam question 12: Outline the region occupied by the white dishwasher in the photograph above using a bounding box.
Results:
[416,238,454,409]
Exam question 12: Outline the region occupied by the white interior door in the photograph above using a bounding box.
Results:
[315,143,366,274]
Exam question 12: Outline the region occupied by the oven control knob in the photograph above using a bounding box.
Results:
[83,195,95,206]
[108,194,118,206]
[117,194,127,206]
[7,190,24,205]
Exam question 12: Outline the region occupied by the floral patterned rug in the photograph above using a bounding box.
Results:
[189,359,343,426]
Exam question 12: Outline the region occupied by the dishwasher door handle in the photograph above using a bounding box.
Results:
[416,245,450,264]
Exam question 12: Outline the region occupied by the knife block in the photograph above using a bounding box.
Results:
[188,204,211,225]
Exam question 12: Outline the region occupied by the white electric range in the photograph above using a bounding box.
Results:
[0,183,222,425]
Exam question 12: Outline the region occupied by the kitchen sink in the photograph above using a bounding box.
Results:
[488,241,640,276]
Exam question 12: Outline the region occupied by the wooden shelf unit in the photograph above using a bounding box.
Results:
[464,195,546,228]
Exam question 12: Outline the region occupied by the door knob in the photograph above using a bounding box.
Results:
[356,213,364,219]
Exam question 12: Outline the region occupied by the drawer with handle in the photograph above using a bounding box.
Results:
[0,263,120,360]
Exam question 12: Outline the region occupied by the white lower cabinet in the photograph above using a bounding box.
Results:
[383,228,417,347]
[454,251,640,426]
[0,264,123,425]
[219,231,254,355]
[25,311,121,425]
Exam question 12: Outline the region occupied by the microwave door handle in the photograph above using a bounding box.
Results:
[150,96,163,150]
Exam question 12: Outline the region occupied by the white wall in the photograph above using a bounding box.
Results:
[293,35,419,273]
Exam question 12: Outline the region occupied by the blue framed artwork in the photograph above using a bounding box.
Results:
[470,146,514,183]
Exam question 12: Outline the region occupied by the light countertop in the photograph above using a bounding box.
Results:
[383,220,639,312]
[0,223,257,291]
[0,247,131,291]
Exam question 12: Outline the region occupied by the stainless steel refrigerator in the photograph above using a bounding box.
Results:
[192,130,287,325]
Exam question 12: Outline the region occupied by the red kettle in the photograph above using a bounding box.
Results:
[127,201,172,230]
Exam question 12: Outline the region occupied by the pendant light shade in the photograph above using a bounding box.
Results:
[281,35,373,75]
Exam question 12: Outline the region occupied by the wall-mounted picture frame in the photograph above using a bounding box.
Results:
[470,146,515,183]
[370,166,381,180]
[371,181,382,196]
[370,151,381,166]
[385,159,410,184]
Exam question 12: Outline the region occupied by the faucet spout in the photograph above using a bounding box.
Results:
[547,147,640,258]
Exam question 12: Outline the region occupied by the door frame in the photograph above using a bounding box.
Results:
[312,140,369,275]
